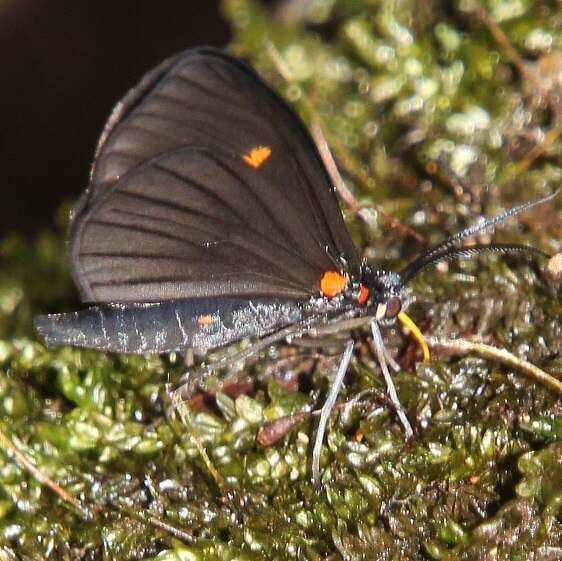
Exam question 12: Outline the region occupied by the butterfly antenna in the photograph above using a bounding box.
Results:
[399,190,558,285]
[402,243,549,285]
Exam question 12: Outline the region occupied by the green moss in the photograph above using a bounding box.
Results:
[0,1,560,559]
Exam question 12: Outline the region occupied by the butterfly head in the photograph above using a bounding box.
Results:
[356,267,406,323]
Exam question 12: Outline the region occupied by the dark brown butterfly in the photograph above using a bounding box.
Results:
[34,48,556,483]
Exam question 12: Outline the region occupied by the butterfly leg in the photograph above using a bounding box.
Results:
[290,332,351,351]
[183,348,195,368]
[312,339,355,486]
[172,321,313,400]
[370,320,413,440]
[383,345,401,373]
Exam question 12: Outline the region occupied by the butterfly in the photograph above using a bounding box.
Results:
[34,47,556,484]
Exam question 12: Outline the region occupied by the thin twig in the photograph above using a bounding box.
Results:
[169,391,229,497]
[341,386,398,412]
[0,426,88,517]
[310,121,364,212]
[113,501,195,544]
[435,156,481,206]
[508,127,561,180]
[265,39,424,243]
[426,336,562,396]
[474,1,535,86]
[310,121,425,243]
[258,387,400,447]
[475,1,561,182]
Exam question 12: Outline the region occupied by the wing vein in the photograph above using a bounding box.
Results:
[204,152,330,269]
[112,188,315,268]
[104,205,315,288]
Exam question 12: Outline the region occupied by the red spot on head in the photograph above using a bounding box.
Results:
[320,271,348,298]
[358,285,369,305]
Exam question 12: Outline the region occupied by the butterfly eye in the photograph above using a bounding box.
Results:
[384,296,402,319]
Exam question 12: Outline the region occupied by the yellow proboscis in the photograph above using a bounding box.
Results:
[397,311,430,362]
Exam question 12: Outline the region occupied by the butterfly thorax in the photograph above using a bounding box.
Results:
[308,266,406,325]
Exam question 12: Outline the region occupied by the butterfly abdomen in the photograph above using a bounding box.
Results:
[34,304,171,354]
[34,298,304,355]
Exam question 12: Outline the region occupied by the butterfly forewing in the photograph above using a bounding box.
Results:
[71,48,361,304]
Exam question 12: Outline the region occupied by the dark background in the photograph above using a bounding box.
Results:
[0,0,232,237]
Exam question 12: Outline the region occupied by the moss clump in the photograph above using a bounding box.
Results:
[0,1,561,559]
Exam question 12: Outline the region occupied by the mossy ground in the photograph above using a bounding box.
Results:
[0,1,561,559]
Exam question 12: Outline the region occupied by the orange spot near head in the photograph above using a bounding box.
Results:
[358,285,369,305]
[243,146,272,168]
[197,315,214,327]
[320,271,348,298]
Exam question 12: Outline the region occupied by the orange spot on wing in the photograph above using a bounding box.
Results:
[358,285,369,305]
[243,146,272,168]
[320,271,348,298]
[197,315,214,326]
